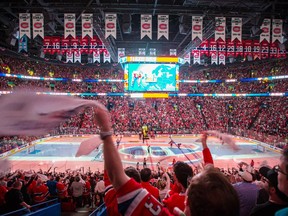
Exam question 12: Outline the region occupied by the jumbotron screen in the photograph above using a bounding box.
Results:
[124,63,179,92]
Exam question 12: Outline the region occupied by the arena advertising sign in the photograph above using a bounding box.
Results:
[157,15,169,40]
[82,14,93,39]
[231,17,242,42]
[141,14,152,39]
[272,19,283,43]
[260,19,271,43]
[64,14,76,39]
[19,13,31,39]
[105,13,117,39]
[215,17,226,42]
[192,16,203,41]
[32,13,44,39]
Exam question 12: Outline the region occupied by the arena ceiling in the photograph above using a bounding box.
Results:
[0,0,287,61]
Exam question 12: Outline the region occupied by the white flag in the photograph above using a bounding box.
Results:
[104,51,111,63]
[215,17,226,41]
[19,13,31,39]
[118,48,125,62]
[211,53,218,65]
[149,48,156,56]
[272,19,283,43]
[170,49,177,56]
[105,13,117,39]
[82,14,93,38]
[193,51,200,64]
[184,53,190,64]
[141,15,152,39]
[139,48,146,56]
[74,50,81,63]
[231,17,242,42]
[157,15,169,40]
[64,14,76,39]
[192,16,203,41]
[66,51,73,63]
[32,13,44,39]
[93,50,100,63]
[260,19,271,43]
[219,53,225,65]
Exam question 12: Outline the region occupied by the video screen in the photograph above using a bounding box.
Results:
[124,63,179,92]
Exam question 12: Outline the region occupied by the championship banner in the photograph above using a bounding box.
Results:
[270,42,278,58]
[199,40,209,56]
[61,38,70,54]
[193,50,200,64]
[235,40,243,57]
[261,41,269,59]
[192,16,203,41]
[64,14,76,39]
[227,39,235,57]
[260,19,271,43]
[74,50,81,63]
[218,40,226,65]
[231,17,242,42]
[43,36,52,53]
[93,50,100,63]
[272,19,283,43]
[103,50,111,63]
[183,52,190,64]
[253,40,261,60]
[80,37,89,53]
[170,49,177,56]
[215,17,226,42]
[118,48,125,62]
[66,51,73,63]
[32,13,44,39]
[105,13,117,39]
[243,40,253,57]
[82,14,93,39]
[70,37,79,52]
[18,35,28,52]
[149,48,156,56]
[139,48,146,56]
[157,15,169,40]
[141,14,152,39]
[19,13,31,39]
[51,37,61,54]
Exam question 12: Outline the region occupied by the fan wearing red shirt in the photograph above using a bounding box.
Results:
[140,168,160,200]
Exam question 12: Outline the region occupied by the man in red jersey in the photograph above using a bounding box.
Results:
[140,168,160,200]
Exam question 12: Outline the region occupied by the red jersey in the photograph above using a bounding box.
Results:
[163,192,186,214]
[31,184,49,203]
[56,182,68,199]
[141,182,160,200]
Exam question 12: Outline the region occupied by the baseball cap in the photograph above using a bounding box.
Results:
[259,166,278,188]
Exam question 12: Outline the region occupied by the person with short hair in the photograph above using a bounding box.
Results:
[140,168,160,200]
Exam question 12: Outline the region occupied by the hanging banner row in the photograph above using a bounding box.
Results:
[19,13,284,44]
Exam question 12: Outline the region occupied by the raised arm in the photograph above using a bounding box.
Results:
[94,104,129,190]
[201,132,214,166]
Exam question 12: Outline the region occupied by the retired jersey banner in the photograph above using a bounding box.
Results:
[118,48,125,62]
[43,36,52,53]
[70,37,79,52]
[64,14,76,39]
[253,40,261,60]
[272,19,283,43]
[278,44,286,58]
[184,52,190,64]
[90,36,100,53]
[80,37,89,53]
[61,38,70,54]
[231,17,242,42]
[270,42,278,58]
[51,37,61,54]
[74,50,81,63]
[227,39,235,57]
[243,40,252,57]
[103,50,111,63]
[210,39,218,64]
[199,40,209,56]
[261,41,269,59]
[260,19,271,43]
[193,50,200,64]
[149,48,156,56]
[215,17,226,42]
[32,13,44,39]
[19,13,31,39]
[66,51,73,63]
[93,50,100,63]
[218,40,226,65]
[141,14,152,39]
[235,40,243,57]
[82,14,93,39]
[157,15,169,40]
[170,49,177,56]
[192,16,203,41]
[139,48,146,56]
[105,13,117,39]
